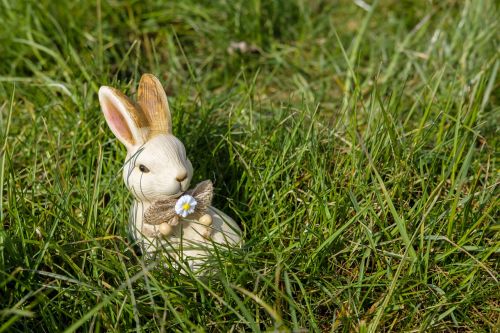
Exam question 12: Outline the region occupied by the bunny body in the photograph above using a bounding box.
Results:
[98,74,242,268]
[129,200,241,259]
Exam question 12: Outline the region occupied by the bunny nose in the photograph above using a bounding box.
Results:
[176,170,188,182]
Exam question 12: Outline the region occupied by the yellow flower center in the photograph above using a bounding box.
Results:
[182,203,191,211]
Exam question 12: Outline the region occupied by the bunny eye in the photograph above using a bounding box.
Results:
[138,164,150,173]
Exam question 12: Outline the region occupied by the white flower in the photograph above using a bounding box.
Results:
[175,195,197,218]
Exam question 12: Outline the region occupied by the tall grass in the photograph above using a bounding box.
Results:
[0,0,498,331]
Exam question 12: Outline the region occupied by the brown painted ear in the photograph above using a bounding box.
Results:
[98,86,148,150]
[137,74,172,137]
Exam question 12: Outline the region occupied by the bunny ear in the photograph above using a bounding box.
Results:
[137,73,172,137]
[98,86,148,150]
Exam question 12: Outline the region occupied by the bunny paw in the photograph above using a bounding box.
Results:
[199,214,213,239]
[158,223,174,236]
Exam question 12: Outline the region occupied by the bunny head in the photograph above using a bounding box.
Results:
[99,74,193,202]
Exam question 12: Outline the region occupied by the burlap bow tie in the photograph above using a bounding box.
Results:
[144,180,214,226]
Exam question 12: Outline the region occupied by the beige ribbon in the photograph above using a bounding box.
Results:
[144,180,214,226]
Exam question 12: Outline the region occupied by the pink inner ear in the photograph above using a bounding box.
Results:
[103,98,135,146]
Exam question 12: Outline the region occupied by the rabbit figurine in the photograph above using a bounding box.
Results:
[98,73,242,268]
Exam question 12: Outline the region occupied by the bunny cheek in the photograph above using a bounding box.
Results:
[122,167,183,202]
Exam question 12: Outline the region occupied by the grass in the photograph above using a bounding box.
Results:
[0,0,499,331]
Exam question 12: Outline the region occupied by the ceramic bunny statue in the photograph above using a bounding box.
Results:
[98,74,241,268]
